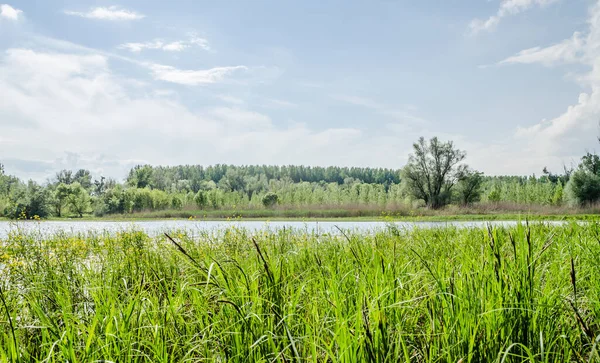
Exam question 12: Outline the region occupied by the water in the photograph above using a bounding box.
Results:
[0,219,566,239]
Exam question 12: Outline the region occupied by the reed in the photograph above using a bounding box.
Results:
[0,222,598,362]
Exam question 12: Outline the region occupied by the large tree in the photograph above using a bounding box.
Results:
[67,182,91,217]
[402,136,467,209]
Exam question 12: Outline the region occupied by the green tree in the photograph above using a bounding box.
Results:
[6,181,50,219]
[580,152,600,175]
[171,195,183,210]
[128,165,154,189]
[455,169,483,205]
[566,152,600,205]
[487,184,502,203]
[55,169,74,185]
[67,182,91,217]
[92,196,108,217]
[194,191,208,209]
[74,169,93,190]
[551,181,564,205]
[401,137,467,209]
[567,169,600,205]
[93,176,107,196]
[262,192,279,208]
[50,183,70,217]
[207,189,223,209]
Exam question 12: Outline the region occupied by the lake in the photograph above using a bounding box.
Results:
[0,219,566,239]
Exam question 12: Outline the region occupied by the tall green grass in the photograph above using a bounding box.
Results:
[0,223,598,362]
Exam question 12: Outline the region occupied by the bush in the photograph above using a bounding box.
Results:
[566,169,600,205]
[262,192,279,208]
[194,191,208,209]
[454,170,483,205]
[5,181,50,219]
[92,198,108,217]
[171,195,183,210]
[487,185,501,203]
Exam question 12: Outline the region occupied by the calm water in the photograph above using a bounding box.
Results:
[0,220,565,239]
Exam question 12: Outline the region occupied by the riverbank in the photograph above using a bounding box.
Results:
[79,203,600,221]
[3,211,599,223]
[2,202,599,222]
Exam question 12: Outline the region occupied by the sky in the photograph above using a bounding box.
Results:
[0,0,599,182]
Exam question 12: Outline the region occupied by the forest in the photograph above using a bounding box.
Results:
[0,137,598,219]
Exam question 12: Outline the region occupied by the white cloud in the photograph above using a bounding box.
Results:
[0,47,398,181]
[118,40,163,53]
[498,32,585,66]
[491,0,600,167]
[188,35,211,51]
[148,63,248,85]
[0,4,22,20]
[162,41,188,52]
[119,35,210,53]
[469,0,559,34]
[65,6,145,21]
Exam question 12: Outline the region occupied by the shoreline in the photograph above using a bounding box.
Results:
[2,212,599,223]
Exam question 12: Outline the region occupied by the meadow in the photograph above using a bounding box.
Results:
[0,222,599,362]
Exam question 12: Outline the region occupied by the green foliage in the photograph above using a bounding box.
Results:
[171,195,183,210]
[93,176,107,196]
[3,181,50,219]
[131,187,153,211]
[0,152,592,219]
[454,169,483,205]
[194,190,208,209]
[580,152,600,174]
[55,169,73,185]
[92,196,108,217]
[125,164,402,193]
[0,196,7,217]
[487,184,502,202]
[73,169,93,190]
[49,183,70,217]
[0,224,598,361]
[402,136,467,209]
[564,152,600,205]
[66,182,91,218]
[127,164,154,189]
[262,192,279,208]
[567,169,600,205]
[481,176,561,205]
[551,181,564,205]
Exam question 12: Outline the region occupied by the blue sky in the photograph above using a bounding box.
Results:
[0,0,598,181]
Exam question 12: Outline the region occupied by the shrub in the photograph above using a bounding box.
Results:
[566,169,600,205]
[171,195,183,210]
[262,192,279,208]
[194,191,208,209]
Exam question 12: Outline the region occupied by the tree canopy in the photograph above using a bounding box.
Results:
[402,137,468,209]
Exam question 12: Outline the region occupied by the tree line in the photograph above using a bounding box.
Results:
[1,136,598,219]
[126,165,401,192]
